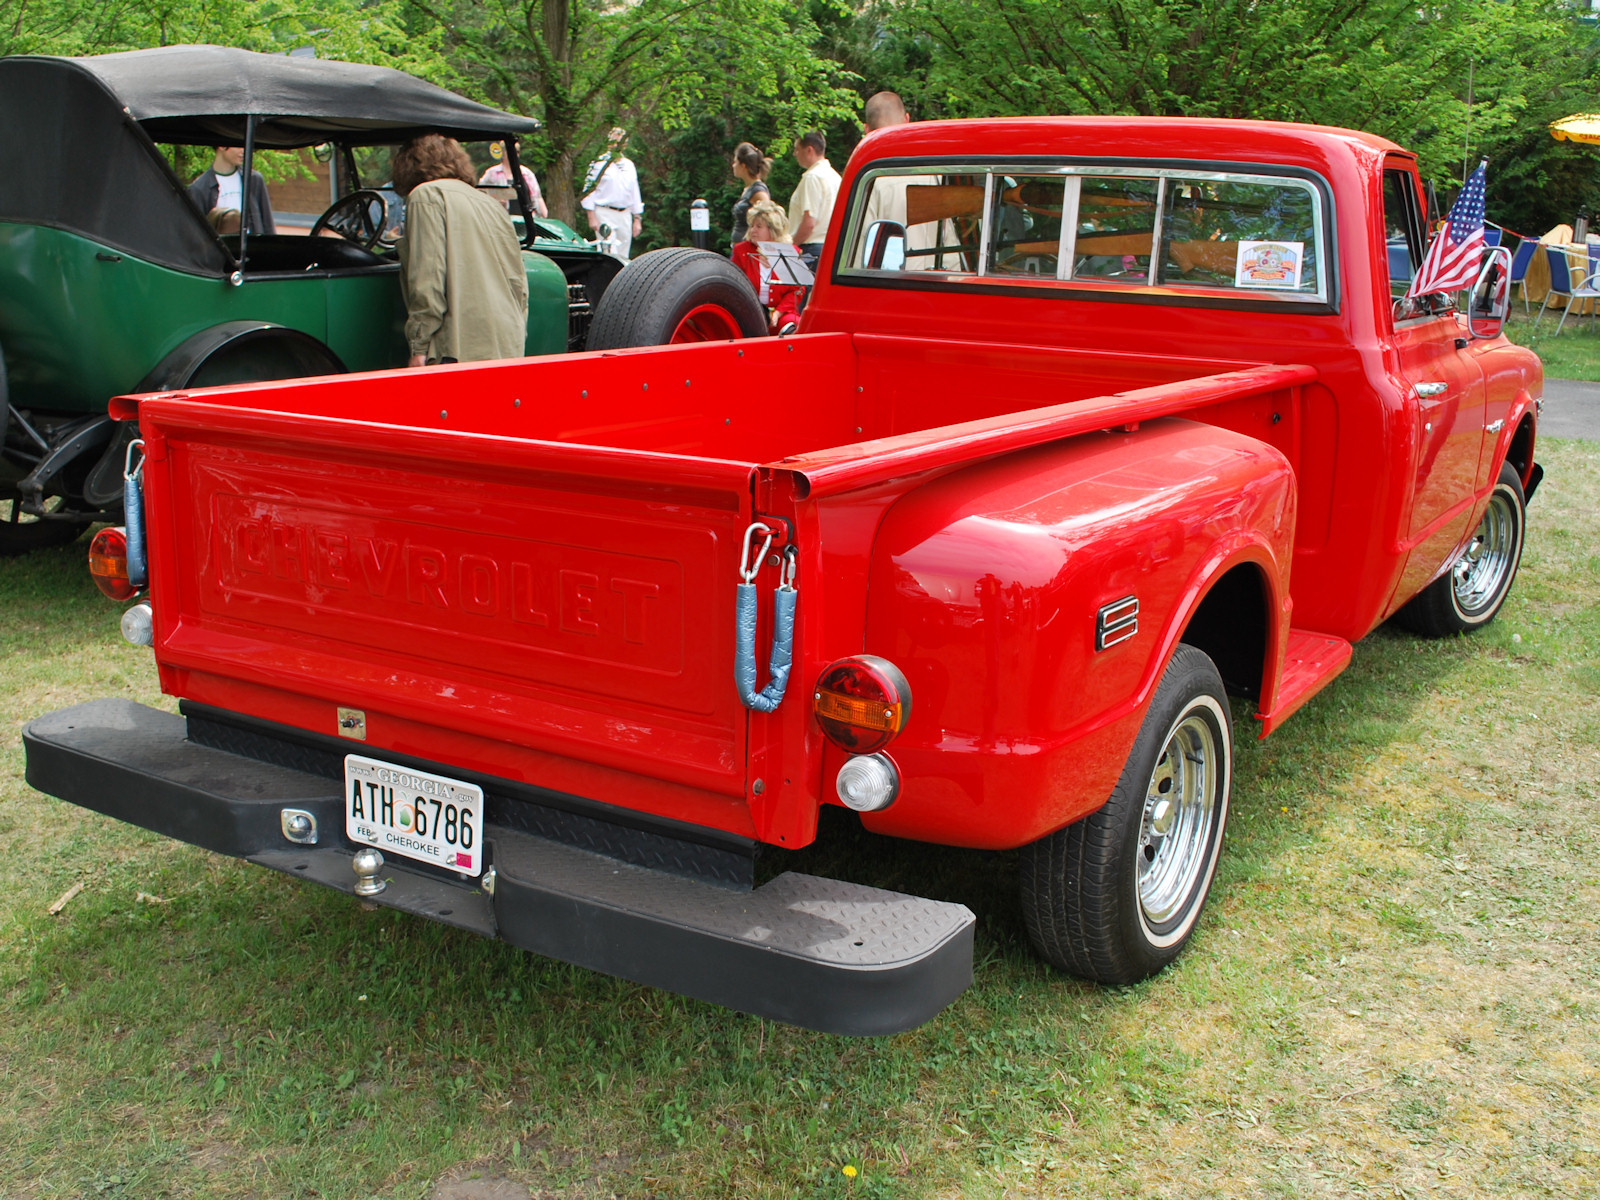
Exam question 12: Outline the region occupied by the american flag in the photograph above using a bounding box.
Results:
[1408,160,1487,299]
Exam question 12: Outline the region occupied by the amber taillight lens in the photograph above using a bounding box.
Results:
[813,655,912,754]
[89,527,139,601]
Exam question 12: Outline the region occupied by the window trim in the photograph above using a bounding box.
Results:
[830,155,1341,315]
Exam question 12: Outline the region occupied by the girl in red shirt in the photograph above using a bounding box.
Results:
[730,200,804,335]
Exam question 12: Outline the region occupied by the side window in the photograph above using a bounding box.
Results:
[1160,178,1319,294]
[1073,177,1160,282]
[1383,169,1423,301]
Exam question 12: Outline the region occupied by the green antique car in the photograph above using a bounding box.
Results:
[0,46,628,553]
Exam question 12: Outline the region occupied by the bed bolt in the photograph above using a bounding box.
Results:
[1271,412,1281,424]
[352,848,386,896]
[684,379,691,387]
[514,398,521,408]
[439,410,447,419]
[725,417,731,425]
[642,383,648,391]
[581,389,588,399]
[752,779,765,795]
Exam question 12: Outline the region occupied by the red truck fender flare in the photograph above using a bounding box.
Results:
[1130,535,1290,730]
[1498,389,1541,500]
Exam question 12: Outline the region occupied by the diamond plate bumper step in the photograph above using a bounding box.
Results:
[24,699,975,1036]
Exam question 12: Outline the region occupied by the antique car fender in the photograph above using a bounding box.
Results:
[854,417,1296,850]
[72,322,348,512]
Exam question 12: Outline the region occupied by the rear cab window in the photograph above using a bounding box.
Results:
[840,161,1334,308]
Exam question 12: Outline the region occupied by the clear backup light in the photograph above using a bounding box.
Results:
[836,753,900,812]
[88,527,140,601]
[120,602,154,647]
[812,655,912,754]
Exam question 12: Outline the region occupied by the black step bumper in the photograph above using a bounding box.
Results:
[23,699,974,1036]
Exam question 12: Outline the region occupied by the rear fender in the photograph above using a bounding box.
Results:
[857,417,1294,850]
[133,321,347,396]
[81,323,347,510]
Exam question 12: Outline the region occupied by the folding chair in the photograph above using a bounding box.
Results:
[1536,246,1600,334]
[1508,238,1538,313]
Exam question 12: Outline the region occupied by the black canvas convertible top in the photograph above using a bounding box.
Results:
[36,45,540,147]
[0,47,539,275]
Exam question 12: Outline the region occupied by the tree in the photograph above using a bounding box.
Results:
[874,0,1600,234]
[402,0,861,225]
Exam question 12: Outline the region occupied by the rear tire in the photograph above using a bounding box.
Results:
[1021,645,1232,984]
[586,248,768,349]
[1394,460,1526,637]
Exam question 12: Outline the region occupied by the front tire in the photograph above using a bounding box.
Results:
[586,248,768,349]
[1021,644,1232,984]
[1395,460,1526,637]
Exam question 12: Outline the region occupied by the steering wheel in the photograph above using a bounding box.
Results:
[310,190,393,251]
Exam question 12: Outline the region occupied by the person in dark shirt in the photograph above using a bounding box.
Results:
[187,146,275,235]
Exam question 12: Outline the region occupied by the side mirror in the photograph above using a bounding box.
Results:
[863,220,907,271]
[1466,245,1513,339]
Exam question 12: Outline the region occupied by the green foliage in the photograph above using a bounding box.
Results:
[0,0,452,80]
[876,0,1600,237]
[401,0,861,222]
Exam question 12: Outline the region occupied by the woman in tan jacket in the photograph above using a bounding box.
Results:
[393,135,529,367]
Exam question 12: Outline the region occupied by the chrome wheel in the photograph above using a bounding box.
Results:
[1020,645,1232,983]
[1452,486,1520,618]
[1137,710,1222,931]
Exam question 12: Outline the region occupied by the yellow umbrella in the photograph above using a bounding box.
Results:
[1550,114,1600,145]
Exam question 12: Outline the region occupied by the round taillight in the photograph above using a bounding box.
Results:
[812,655,912,754]
[88,526,139,602]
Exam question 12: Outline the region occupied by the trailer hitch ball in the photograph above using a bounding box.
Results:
[352,847,387,896]
[120,602,154,647]
[836,753,900,813]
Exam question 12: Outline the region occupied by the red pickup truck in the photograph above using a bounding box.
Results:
[26,117,1542,1036]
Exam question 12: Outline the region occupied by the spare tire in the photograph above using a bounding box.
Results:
[586,248,769,349]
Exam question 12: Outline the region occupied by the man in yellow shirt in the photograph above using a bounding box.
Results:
[787,130,841,272]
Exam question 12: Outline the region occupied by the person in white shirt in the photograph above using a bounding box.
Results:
[581,127,644,261]
[854,92,960,271]
[787,130,841,270]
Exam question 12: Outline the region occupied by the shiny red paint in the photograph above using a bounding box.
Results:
[118,116,1539,855]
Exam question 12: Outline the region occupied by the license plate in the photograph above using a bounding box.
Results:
[344,754,483,877]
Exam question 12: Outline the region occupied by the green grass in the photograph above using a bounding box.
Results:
[1504,305,1600,381]
[3,444,1599,1198]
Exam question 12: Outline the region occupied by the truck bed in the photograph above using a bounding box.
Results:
[126,332,1315,844]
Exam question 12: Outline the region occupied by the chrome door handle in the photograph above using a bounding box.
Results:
[1486,418,1505,434]
[1414,382,1449,397]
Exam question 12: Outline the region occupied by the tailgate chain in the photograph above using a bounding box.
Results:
[735,523,797,712]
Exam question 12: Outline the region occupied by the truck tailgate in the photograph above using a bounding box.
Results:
[138,397,756,800]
